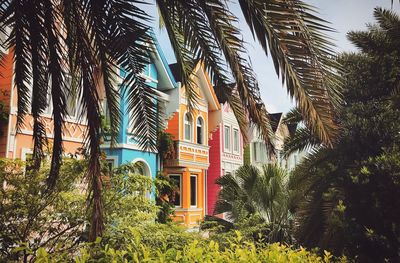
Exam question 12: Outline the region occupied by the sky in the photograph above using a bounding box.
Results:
[146,0,400,113]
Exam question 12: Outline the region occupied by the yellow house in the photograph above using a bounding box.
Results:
[163,62,220,227]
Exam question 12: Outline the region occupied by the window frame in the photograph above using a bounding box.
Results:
[169,174,182,207]
[233,128,239,154]
[224,125,231,152]
[190,174,197,207]
[196,116,204,144]
[184,112,193,142]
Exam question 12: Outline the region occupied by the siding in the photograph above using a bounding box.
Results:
[207,125,222,215]
[165,111,179,140]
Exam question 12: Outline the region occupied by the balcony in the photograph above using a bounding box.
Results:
[164,140,210,169]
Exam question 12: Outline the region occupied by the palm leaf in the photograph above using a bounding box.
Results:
[238,0,343,147]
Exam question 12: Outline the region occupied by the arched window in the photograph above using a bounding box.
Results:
[184,113,192,141]
[196,117,204,144]
[133,159,151,176]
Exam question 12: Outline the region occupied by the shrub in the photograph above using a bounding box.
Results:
[35,231,348,262]
[0,158,87,261]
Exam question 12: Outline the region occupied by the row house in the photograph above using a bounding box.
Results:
[0,48,86,161]
[207,103,244,215]
[163,61,221,226]
[244,113,303,170]
[100,37,177,179]
[0,32,248,227]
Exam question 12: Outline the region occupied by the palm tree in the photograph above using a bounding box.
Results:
[0,0,341,239]
[214,164,292,243]
[287,8,400,259]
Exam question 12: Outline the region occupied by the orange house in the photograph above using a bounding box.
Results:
[0,48,86,160]
[163,62,221,227]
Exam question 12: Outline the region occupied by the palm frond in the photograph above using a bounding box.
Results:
[43,0,67,187]
[156,0,199,113]
[283,127,320,157]
[238,0,343,147]
[26,0,49,170]
[374,7,400,41]
[199,0,275,152]
[283,108,303,124]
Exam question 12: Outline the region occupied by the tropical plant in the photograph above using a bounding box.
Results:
[154,172,179,224]
[212,164,292,243]
[0,0,342,239]
[34,231,348,262]
[0,158,87,262]
[288,8,400,261]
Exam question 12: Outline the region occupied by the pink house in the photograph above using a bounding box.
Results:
[207,103,244,215]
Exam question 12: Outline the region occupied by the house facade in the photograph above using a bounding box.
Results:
[163,62,220,227]
[207,102,244,215]
[100,38,177,179]
[244,113,303,170]
[0,48,86,160]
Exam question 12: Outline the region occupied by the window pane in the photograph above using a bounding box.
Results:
[170,175,181,206]
[224,126,230,150]
[184,114,192,141]
[197,118,203,144]
[190,175,197,207]
[233,129,239,152]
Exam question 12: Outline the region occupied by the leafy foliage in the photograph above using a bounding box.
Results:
[212,164,293,243]
[0,158,87,262]
[34,231,348,262]
[154,172,178,224]
[289,8,400,261]
[0,159,162,262]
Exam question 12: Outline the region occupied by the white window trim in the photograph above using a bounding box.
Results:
[169,174,182,208]
[105,156,119,170]
[190,174,197,208]
[184,112,193,142]
[233,128,240,154]
[223,124,232,153]
[21,148,33,161]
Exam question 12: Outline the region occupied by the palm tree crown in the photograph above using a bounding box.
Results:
[0,0,341,239]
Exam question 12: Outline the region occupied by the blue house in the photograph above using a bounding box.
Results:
[101,37,177,179]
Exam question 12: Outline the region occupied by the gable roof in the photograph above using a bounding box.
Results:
[169,61,220,111]
[168,63,181,82]
[269,113,283,133]
[148,34,178,90]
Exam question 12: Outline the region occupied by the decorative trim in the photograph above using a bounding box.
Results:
[18,129,84,143]
[175,207,202,212]
[188,168,202,173]
[100,143,158,154]
[131,158,152,177]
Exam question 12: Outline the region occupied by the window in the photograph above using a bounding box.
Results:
[196,117,204,144]
[170,175,182,207]
[133,162,145,175]
[253,142,266,162]
[65,75,79,118]
[105,159,115,172]
[224,125,231,151]
[184,113,192,141]
[233,128,239,153]
[190,175,197,207]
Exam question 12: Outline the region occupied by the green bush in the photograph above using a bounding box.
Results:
[35,231,348,262]
[0,158,87,261]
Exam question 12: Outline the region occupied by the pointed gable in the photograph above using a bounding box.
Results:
[169,61,220,111]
